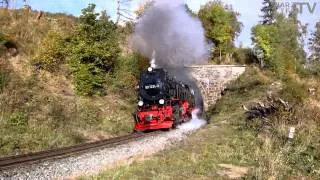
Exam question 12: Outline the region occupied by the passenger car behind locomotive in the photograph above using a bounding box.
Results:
[134,67,195,131]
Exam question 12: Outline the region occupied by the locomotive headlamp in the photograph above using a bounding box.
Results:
[159,99,165,105]
[138,101,144,106]
[147,67,153,72]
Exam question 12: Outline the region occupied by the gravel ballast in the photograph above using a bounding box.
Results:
[0,114,206,179]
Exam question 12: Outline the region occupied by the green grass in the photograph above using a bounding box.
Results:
[87,67,320,179]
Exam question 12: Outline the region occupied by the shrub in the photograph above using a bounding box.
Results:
[233,48,258,64]
[111,53,149,97]
[32,30,66,72]
[309,62,320,76]
[71,63,107,96]
[227,66,271,93]
[7,112,28,134]
[280,77,308,104]
[112,55,139,89]
[67,4,120,96]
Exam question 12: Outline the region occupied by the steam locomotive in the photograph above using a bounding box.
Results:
[134,67,196,131]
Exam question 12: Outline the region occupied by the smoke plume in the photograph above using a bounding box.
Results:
[132,0,212,111]
[131,0,211,68]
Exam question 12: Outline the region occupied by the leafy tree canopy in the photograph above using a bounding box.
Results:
[68,4,120,95]
[252,11,306,75]
[198,0,242,61]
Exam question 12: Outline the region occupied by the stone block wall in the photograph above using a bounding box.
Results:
[186,65,246,110]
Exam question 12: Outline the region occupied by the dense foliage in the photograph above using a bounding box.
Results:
[232,47,258,65]
[67,4,120,95]
[198,1,242,63]
[33,4,121,96]
[252,9,305,75]
[32,31,66,72]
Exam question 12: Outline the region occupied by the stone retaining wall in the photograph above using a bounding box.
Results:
[186,65,246,110]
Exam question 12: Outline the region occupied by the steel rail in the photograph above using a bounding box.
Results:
[0,132,160,170]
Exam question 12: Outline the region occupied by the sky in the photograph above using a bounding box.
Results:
[11,0,320,49]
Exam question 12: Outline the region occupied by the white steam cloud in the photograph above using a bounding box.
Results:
[178,109,207,130]
[131,0,211,68]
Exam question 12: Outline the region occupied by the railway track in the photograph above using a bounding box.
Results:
[0,132,160,170]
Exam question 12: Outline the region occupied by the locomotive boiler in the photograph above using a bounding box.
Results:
[134,66,195,131]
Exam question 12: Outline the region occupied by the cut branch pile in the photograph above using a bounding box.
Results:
[243,97,291,119]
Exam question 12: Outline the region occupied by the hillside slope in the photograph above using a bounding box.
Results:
[0,9,135,156]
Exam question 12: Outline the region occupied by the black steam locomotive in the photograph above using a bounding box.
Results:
[134,67,195,131]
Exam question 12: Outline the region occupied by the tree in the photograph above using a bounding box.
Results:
[198,1,242,63]
[68,4,121,95]
[260,0,278,25]
[309,22,320,62]
[134,0,154,19]
[116,0,134,25]
[252,11,306,75]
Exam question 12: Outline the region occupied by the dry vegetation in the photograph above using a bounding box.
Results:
[0,9,136,156]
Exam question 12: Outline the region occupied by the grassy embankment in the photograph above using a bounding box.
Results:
[89,67,320,179]
[0,9,136,156]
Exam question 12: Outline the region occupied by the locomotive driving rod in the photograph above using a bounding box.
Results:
[0,131,161,170]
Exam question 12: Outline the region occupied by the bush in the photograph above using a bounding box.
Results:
[32,31,66,72]
[67,4,120,96]
[280,77,308,104]
[308,62,320,76]
[226,66,271,93]
[112,53,148,87]
[7,112,28,134]
[233,48,258,64]
[71,63,107,96]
